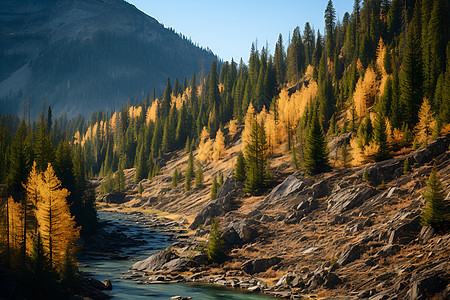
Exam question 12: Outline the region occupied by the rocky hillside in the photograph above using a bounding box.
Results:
[0,0,218,117]
[95,133,450,299]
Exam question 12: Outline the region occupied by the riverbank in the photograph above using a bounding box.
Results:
[93,134,450,300]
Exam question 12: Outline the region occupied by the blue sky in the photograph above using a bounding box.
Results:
[127,0,354,63]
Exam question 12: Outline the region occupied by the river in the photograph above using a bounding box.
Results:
[79,211,274,299]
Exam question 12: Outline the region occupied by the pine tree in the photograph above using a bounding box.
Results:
[373,112,391,161]
[324,0,336,59]
[234,151,246,182]
[7,120,31,194]
[159,78,172,119]
[244,119,268,194]
[210,175,219,200]
[420,168,447,229]
[195,165,204,188]
[172,169,179,188]
[274,34,287,88]
[219,172,223,186]
[138,183,143,194]
[115,164,125,192]
[134,146,148,183]
[403,157,411,174]
[185,151,194,191]
[341,140,350,168]
[207,218,224,263]
[28,232,52,282]
[303,111,330,174]
[400,5,423,127]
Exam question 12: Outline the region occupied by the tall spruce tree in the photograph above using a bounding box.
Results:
[303,111,330,174]
[244,120,268,194]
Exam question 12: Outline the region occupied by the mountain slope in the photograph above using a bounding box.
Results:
[0,0,218,117]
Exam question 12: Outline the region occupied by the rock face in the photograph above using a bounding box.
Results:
[241,257,282,275]
[189,177,241,229]
[327,185,378,214]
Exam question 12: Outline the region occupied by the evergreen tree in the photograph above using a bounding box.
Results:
[403,157,411,174]
[234,151,246,182]
[28,233,53,283]
[138,182,143,194]
[420,168,447,229]
[400,5,423,127]
[134,146,148,183]
[159,78,172,119]
[207,218,224,263]
[210,175,218,200]
[115,164,125,192]
[324,0,336,59]
[7,120,31,194]
[172,169,179,187]
[373,112,391,161]
[274,34,287,88]
[195,165,204,188]
[219,172,223,186]
[34,113,55,173]
[303,111,330,174]
[208,61,221,109]
[185,151,194,191]
[244,119,268,194]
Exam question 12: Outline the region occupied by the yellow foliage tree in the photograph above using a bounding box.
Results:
[198,127,213,163]
[228,119,238,138]
[212,128,225,162]
[415,98,437,146]
[242,104,256,149]
[146,99,159,124]
[36,163,80,268]
[352,68,379,117]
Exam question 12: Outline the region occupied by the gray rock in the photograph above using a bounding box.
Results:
[324,272,342,289]
[264,175,309,203]
[131,249,178,272]
[327,185,378,214]
[242,257,282,275]
[229,219,261,243]
[221,225,243,247]
[374,244,400,258]
[160,258,190,272]
[419,226,435,241]
[338,244,361,266]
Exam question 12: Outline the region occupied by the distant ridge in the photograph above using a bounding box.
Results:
[0,0,218,117]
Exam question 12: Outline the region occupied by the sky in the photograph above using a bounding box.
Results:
[127,0,354,63]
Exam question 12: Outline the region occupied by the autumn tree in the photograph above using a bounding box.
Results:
[212,128,225,162]
[415,98,437,146]
[35,163,80,268]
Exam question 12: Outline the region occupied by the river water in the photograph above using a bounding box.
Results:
[79,211,273,299]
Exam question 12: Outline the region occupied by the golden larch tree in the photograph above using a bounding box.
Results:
[212,128,225,162]
[415,98,437,146]
[36,163,79,268]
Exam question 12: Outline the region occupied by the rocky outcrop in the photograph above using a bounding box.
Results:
[189,177,241,229]
[327,185,378,214]
[338,244,361,266]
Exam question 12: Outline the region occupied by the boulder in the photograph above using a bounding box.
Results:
[229,219,262,243]
[98,190,126,204]
[131,249,178,272]
[242,257,282,275]
[338,244,361,266]
[419,226,435,241]
[388,216,420,245]
[374,244,400,258]
[101,279,112,290]
[327,185,378,214]
[264,175,309,203]
[221,225,243,247]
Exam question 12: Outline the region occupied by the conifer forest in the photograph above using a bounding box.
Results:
[1,0,449,299]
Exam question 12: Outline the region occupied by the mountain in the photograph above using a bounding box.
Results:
[0,0,218,117]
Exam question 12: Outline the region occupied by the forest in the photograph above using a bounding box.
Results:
[0,0,449,296]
